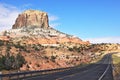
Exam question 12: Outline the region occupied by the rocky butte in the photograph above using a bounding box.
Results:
[1,10,120,71]
[12,10,49,29]
[0,10,91,71]
[0,10,89,45]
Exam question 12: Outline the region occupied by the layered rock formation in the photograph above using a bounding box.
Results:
[1,10,89,45]
[0,9,90,46]
[12,10,49,29]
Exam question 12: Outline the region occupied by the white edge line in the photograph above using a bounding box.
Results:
[98,55,110,80]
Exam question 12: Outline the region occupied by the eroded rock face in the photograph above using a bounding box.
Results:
[12,10,49,29]
[2,10,90,45]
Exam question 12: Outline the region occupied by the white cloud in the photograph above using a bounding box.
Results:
[48,14,60,27]
[49,15,59,22]
[50,23,60,28]
[0,3,21,31]
[85,37,120,44]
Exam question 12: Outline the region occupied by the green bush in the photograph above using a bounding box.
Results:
[0,53,26,70]
[34,47,40,51]
[13,53,26,69]
[51,56,56,62]
[0,40,4,46]
[68,48,74,51]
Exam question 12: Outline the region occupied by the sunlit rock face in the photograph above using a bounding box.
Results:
[12,10,49,29]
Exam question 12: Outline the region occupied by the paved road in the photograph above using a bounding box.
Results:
[25,54,113,80]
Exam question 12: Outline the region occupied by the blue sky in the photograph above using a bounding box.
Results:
[0,0,120,43]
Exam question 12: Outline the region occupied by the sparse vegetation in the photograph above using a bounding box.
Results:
[68,48,74,51]
[0,53,26,70]
[44,56,49,59]
[0,40,4,46]
[51,56,56,62]
[0,37,119,71]
[34,46,40,51]
[0,41,26,70]
[112,54,120,78]
[14,42,25,49]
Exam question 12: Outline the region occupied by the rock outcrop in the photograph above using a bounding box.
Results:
[12,10,49,29]
[1,10,90,45]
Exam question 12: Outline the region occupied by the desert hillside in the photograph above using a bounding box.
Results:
[0,10,120,71]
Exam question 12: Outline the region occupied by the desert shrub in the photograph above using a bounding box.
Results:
[32,44,41,51]
[34,47,40,51]
[44,56,49,59]
[50,46,55,48]
[0,56,6,70]
[0,40,4,46]
[68,48,74,51]
[13,53,26,69]
[25,50,30,53]
[66,55,69,59]
[0,53,26,70]
[4,53,14,70]
[51,56,56,62]
[36,64,40,67]
[14,43,29,52]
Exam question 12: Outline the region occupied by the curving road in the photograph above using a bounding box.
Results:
[25,54,113,80]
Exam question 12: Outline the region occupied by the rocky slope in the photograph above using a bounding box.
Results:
[0,40,93,71]
[0,10,91,71]
[0,40,119,71]
[0,27,89,44]
[0,10,89,45]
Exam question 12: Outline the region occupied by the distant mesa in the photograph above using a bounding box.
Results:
[12,10,49,29]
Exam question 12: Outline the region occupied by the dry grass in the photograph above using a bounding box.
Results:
[112,54,120,80]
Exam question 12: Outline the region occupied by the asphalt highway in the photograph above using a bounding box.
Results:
[25,54,113,80]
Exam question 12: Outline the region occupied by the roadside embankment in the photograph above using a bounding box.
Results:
[112,53,120,80]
